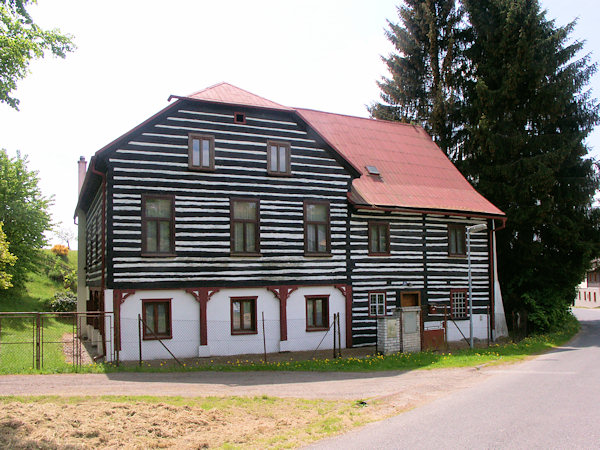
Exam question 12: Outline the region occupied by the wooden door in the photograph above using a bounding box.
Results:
[400,291,420,307]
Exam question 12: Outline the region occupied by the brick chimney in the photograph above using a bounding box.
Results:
[78,156,87,194]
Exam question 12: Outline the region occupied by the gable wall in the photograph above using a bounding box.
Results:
[104,101,352,289]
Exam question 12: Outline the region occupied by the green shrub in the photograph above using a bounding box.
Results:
[49,291,77,312]
[62,269,77,292]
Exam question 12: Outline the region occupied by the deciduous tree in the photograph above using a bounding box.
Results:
[0,149,53,288]
[0,222,17,289]
[0,0,74,109]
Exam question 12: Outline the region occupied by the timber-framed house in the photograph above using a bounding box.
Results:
[75,83,506,360]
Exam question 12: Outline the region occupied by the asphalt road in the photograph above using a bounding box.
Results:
[309,308,600,449]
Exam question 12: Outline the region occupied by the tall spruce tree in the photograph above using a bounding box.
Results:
[374,0,600,330]
[462,0,600,329]
[370,0,466,158]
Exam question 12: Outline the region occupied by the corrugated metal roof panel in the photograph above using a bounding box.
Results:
[295,108,504,216]
[186,82,293,111]
[166,83,503,216]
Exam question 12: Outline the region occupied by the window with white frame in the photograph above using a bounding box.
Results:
[369,292,386,317]
[450,289,468,319]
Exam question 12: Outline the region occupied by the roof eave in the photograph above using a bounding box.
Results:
[168,95,295,112]
[350,200,505,220]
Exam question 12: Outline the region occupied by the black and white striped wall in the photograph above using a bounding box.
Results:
[102,101,353,289]
[349,209,491,347]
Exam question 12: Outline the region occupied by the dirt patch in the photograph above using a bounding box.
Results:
[0,397,386,449]
[0,365,499,448]
[61,333,94,365]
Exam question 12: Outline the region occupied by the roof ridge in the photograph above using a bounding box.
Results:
[294,106,425,130]
[188,81,229,97]
[188,82,290,110]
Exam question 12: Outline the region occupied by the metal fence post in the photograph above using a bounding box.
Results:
[35,313,41,370]
[138,314,142,367]
[332,313,337,359]
[337,313,342,358]
[262,311,267,363]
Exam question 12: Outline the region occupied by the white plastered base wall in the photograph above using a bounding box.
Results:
[492,227,509,339]
[111,286,346,361]
[428,316,492,342]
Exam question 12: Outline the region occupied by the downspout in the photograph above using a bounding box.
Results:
[90,160,107,291]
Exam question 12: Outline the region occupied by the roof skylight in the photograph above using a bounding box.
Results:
[366,165,380,175]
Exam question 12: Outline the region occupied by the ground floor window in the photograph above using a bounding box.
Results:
[231,297,257,334]
[450,289,468,319]
[369,292,386,317]
[142,299,172,339]
[306,295,329,330]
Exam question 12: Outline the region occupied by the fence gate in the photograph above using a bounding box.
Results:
[0,312,114,372]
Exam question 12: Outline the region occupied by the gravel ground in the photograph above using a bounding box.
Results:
[0,365,494,409]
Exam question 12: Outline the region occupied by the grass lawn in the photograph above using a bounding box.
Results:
[65,313,579,375]
[0,250,78,373]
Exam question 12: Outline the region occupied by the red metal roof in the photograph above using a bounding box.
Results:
[173,83,503,216]
[186,82,293,111]
[295,108,504,216]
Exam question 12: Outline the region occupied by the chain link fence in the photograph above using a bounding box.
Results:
[1,310,344,369]
[0,312,113,372]
[118,314,344,364]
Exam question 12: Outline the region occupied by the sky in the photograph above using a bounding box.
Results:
[0,0,598,246]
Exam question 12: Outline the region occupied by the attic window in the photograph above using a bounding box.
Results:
[234,112,246,124]
[366,165,380,175]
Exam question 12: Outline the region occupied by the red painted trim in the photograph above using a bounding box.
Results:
[141,298,173,340]
[345,285,353,348]
[118,291,135,304]
[233,112,246,124]
[185,288,220,346]
[266,286,298,341]
[230,296,258,335]
[305,294,330,331]
[334,284,347,297]
[112,289,135,351]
